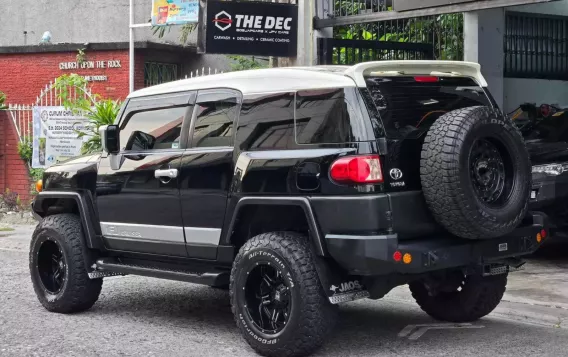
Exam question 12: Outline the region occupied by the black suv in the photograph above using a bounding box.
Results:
[30,61,547,357]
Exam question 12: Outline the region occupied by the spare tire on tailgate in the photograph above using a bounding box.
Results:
[420,106,530,239]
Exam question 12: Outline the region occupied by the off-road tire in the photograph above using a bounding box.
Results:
[230,232,337,357]
[421,106,530,239]
[30,214,102,313]
[409,273,507,322]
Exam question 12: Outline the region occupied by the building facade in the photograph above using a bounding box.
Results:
[0,0,229,201]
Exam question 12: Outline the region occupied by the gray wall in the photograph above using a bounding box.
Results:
[510,0,568,15]
[464,8,506,110]
[1,0,181,46]
[0,0,230,71]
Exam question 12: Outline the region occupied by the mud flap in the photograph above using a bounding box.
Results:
[313,256,369,304]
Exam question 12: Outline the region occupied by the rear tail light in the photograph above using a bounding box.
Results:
[330,155,383,184]
[414,76,439,82]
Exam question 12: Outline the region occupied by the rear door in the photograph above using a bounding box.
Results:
[96,92,195,256]
[362,76,493,192]
[179,89,241,259]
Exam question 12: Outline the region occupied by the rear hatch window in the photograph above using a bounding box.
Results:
[364,76,493,138]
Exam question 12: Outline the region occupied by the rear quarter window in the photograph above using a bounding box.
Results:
[295,88,372,144]
[235,89,374,150]
[364,76,492,138]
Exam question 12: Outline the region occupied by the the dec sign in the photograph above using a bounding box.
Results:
[231,15,293,31]
[205,0,298,57]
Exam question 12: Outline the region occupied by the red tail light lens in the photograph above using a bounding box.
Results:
[330,155,383,184]
[414,76,439,82]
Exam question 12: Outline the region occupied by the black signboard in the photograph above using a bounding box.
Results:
[204,0,298,57]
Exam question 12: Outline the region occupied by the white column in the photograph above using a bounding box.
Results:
[129,0,135,93]
[464,9,505,110]
[293,0,333,66]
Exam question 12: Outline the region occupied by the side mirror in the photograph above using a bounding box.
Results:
[126,131,156,151]
[100,125,120,154]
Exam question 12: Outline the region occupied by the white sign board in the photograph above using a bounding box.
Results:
[32,106,91,168]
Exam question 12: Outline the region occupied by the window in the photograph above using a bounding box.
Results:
[190,91,239,148]
[144,62,179,87]
[120,106,187,151]
[505,12,568,80]
[236,93,296,150]
[365,76,491,137]
[295,88,369,144]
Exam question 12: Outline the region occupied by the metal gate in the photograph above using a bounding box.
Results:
[8,79,93,143]
[317,38,434,65]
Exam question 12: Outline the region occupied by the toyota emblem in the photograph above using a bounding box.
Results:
[390,168,403,180]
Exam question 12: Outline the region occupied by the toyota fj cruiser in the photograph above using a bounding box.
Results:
[30,61,548,357]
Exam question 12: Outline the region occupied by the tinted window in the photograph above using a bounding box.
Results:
[365,76,491,137]
[295,88,369,144]
[191,91,239,148]
[120,106,187,151]
[236,93,296,150]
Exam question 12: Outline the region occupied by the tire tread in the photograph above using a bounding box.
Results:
[230,232,336,357]
[30,214,102,313]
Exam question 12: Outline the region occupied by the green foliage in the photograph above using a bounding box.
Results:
[76,99,121,155]
[17,136,33,163]
[76,48,87,65]
[151,23,197,45]
[29,168,44,182]
[227,56,268,71]
[54,74,93,111]
[55,74,122,154]
[29,168,45,194]
[333,3,464,63]
[0,91,7,109]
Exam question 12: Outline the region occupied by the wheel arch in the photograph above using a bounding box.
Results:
[224,197,326,256]
[32,191,103,250]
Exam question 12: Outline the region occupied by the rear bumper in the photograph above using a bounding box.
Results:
[326,211,548,276]
[309,191,439,240]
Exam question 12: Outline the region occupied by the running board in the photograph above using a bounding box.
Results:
[94,258,230,287]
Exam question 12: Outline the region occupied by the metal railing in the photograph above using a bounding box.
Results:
[185,67,225,78]
[7,80,93,143]
[144,62,179,87]
[317,38,434,64]
[332,13,464,61]
[505,12,568,80]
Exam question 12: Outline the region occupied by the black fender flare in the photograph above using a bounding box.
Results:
[32,191,103,250]
[225,197,327,256]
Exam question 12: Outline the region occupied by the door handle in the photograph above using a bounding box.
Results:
[154,169,178,179]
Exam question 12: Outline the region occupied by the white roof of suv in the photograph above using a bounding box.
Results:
[129,60,486,99]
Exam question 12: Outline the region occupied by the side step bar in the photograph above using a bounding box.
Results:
[93,258,230,287]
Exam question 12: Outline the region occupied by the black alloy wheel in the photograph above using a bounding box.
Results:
[30,214,103,313]
[244,263,292,334]
[230,232,337,357]
[469,138,513,208]
[37,239,67,294]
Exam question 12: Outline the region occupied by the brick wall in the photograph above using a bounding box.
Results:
[0,50,144,103]
[0,49,145,202]
[0,111,32,202]
[0,111,6,196]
